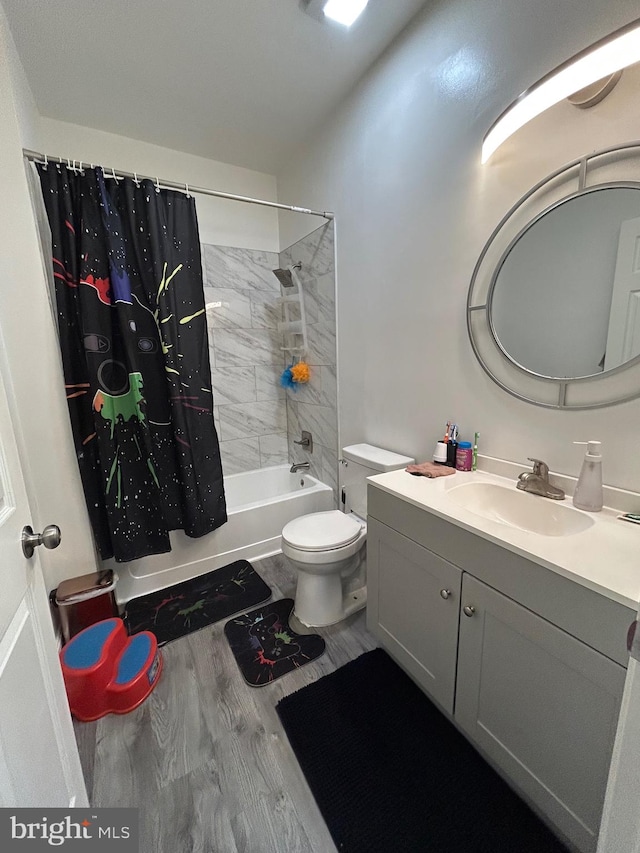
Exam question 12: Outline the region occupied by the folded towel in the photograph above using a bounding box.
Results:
[406,462,456,478]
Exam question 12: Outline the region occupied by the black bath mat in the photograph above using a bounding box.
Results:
[224,598,325,687]
[276,648,570,853]
[123,560,271,645]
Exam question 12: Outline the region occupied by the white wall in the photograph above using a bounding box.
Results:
[1,11,284,590]
[277,0,640,493]
[0,5,97,592]
[38,118,280,252]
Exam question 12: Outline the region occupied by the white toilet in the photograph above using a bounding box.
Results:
[281,443,414,627]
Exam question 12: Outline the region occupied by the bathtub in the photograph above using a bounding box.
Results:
[113,465,334,604]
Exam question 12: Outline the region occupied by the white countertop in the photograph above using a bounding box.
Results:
[368,466,640,611]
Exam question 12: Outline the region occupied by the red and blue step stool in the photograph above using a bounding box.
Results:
[60,618,163,721]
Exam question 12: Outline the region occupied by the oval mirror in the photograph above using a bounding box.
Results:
[489,186,640,379]
[467,141,640,409]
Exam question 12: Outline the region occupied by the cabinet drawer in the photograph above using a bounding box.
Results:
[367,518,462,714]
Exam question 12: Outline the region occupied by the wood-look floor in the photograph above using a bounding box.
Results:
[73,553,378,853]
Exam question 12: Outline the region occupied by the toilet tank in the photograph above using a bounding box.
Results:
[340,443,414,518]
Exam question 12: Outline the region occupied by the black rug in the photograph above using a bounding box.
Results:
[276,648,570,853]
[224,598,325,687]
[123,560,271,645]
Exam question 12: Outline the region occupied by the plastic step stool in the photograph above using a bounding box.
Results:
[60,618,163,721]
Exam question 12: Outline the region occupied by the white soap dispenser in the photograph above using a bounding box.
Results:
[572,441,603,512]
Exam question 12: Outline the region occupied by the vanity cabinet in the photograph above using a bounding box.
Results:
[366,486,631,853]
[366,519,461,713]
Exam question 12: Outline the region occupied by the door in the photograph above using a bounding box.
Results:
[0,330,87,807]
[603,215,640,371]
[456,574,625,853]
[597,619,640,853]
[366,518,461,714]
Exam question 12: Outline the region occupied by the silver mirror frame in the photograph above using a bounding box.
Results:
[468,140,640,409]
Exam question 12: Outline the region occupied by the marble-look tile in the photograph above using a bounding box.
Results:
[295,402,337,453]
[297,279,319,325]
[305,323,337,367]
[286,400,300,443]
[207,331,216,368]
[249,291,282,330]
[315,273,336,325]
[301,456,323,482]
[256,365,285,401]
[218,400,287,441]
[220,438,261,476]
[286,366,336,408]
[203,244,280,293]
[321,446,339,499]
[280,222,334,279]
[212,367,256,406]
[204,288,252,329]
[214,328,284,367]
[259,433,289,467]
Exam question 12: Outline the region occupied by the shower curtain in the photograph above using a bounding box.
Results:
[36,163,227,562]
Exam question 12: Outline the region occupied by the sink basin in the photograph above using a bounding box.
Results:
[446,482,595,537]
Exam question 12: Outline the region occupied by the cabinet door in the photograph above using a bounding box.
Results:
[456,574,626,853]
[367,518,462,714]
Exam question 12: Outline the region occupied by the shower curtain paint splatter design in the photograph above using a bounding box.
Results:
[37,164,227,562]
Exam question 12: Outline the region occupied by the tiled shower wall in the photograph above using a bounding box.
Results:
[280,222,338,496]
[202,220,338,494]
[202,244,288,476]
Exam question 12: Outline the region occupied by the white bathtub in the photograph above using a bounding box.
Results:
[113,465,334,604]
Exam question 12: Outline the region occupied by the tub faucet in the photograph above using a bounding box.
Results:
[516,458,565,500]
[290,461,310,473]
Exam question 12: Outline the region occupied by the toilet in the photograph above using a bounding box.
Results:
[281,443,414,627]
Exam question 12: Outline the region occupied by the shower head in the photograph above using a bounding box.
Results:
[272,263,301,288]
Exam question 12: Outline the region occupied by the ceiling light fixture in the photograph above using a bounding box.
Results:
[323,0,369,27]
[482,17,640,164]
[303,0,369,28]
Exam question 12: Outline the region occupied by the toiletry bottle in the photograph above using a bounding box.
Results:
[572,441,603,512]
[446,423,458,467]
[472,432,479,471]
[455,441,473,471]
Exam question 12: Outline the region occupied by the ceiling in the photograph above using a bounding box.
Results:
[3,0,428,174]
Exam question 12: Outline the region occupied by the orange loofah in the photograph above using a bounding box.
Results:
[291,361,310,383]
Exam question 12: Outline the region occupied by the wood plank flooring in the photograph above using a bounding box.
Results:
[74,553,378,853]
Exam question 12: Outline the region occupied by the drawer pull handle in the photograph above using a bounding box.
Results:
[440,589,451,600]
[463,605,476,617]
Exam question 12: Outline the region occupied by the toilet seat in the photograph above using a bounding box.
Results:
[282,510,363,552]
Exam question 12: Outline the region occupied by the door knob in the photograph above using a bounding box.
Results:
[21,524,61,559]
[463,605,476,617]
[440,589,452,600]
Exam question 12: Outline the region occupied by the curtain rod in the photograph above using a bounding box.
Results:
[22,148,334,221]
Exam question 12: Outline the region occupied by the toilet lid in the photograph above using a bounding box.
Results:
[282,510,364,552]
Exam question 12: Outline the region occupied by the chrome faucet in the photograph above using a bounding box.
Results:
[517,458,565,500]
[290,461,310,473]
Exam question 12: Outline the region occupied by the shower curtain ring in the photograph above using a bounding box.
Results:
[155,176,161,193]
[43,153,48,169]
[185,182,190,198]
[134,172,140,187]
[111,167,119,183]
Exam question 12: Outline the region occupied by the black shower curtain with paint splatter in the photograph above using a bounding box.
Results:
[37,164,227,562]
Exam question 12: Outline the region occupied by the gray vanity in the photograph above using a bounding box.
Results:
[365,466,638,853]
